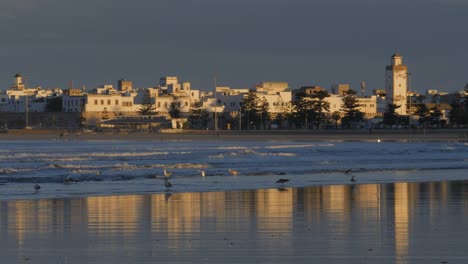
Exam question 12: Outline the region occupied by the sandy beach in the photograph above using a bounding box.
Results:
[1,128,467,142]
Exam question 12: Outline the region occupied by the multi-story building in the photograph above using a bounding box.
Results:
[255,82,292,115]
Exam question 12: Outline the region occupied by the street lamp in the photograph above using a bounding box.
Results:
[407,72,413,127]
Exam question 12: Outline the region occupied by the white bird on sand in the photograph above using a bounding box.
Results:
[228,169,239,176]
[200,169,206,177]
[164,178,173,188]
[164,169,172,178]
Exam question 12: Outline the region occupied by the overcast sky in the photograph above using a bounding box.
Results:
[0,0,466,93]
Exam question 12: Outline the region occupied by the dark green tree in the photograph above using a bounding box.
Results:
[241,90,259,129]
[341,90,364,128]
[138,90,156,116]
[414,103,430,127]
[449,94,468,126]
[258,97,270,129]
[331,111,341,128]
[382,104,400,127]
[169,97,181,118]
[294,98,315,129]
[188,101,210,129]
[45,96,62,112]
[429,106,442,127]
[311,90,330,129]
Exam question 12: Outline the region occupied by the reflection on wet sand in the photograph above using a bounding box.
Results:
[1,181,468,263]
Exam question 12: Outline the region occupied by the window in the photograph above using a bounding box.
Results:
[115,100,119,105]
[94,100,98,105]
[107,100,111,105]
[185,102,188,106]
[101,100,104,105]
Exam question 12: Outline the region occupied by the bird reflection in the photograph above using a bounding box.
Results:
[164,178,172,190]
[164,192,172,202]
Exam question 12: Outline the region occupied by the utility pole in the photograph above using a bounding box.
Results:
[24,76,29,128]
[239,108,242,130]
[214,76,218,131]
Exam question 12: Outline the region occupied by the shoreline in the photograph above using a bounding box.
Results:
[1,128,467,142]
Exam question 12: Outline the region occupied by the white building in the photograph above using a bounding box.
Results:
[356,95,378,119]
[0,73,63,112]
[255,82,292,114]
[215,86,249,112]
[385,53,408,115]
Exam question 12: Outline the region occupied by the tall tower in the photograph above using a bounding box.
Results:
[385,53,407,115]
[12,73,25,90]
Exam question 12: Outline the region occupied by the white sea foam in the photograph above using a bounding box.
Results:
[1,140,467,200]
[265,144,317,149]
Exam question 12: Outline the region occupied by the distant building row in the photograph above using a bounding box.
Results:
[1,54,466,127]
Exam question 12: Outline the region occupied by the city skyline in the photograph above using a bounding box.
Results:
[0,0,467,92]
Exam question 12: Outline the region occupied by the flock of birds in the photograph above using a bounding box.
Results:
[31,167,358,192]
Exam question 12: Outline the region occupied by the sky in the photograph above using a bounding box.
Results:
[0,0,467,93]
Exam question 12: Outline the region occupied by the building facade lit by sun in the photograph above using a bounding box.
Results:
[385,53,408,115]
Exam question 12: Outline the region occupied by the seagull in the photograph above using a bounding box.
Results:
[228,169,239,176]
[164,178,172,188]
[350,175,357,182]
[344,169,352,175]
[63,174,71,184]
[163,169,172,178]
[63,174,78,184]
[276,178,290,184]
[34,183,41,191]
[200,169,206,177]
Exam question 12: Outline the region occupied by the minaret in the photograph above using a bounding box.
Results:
[385,53,408,115]
[12,73,25,90]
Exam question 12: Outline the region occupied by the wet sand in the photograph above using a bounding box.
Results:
[1,181,467,264]
[1,128,467,142]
